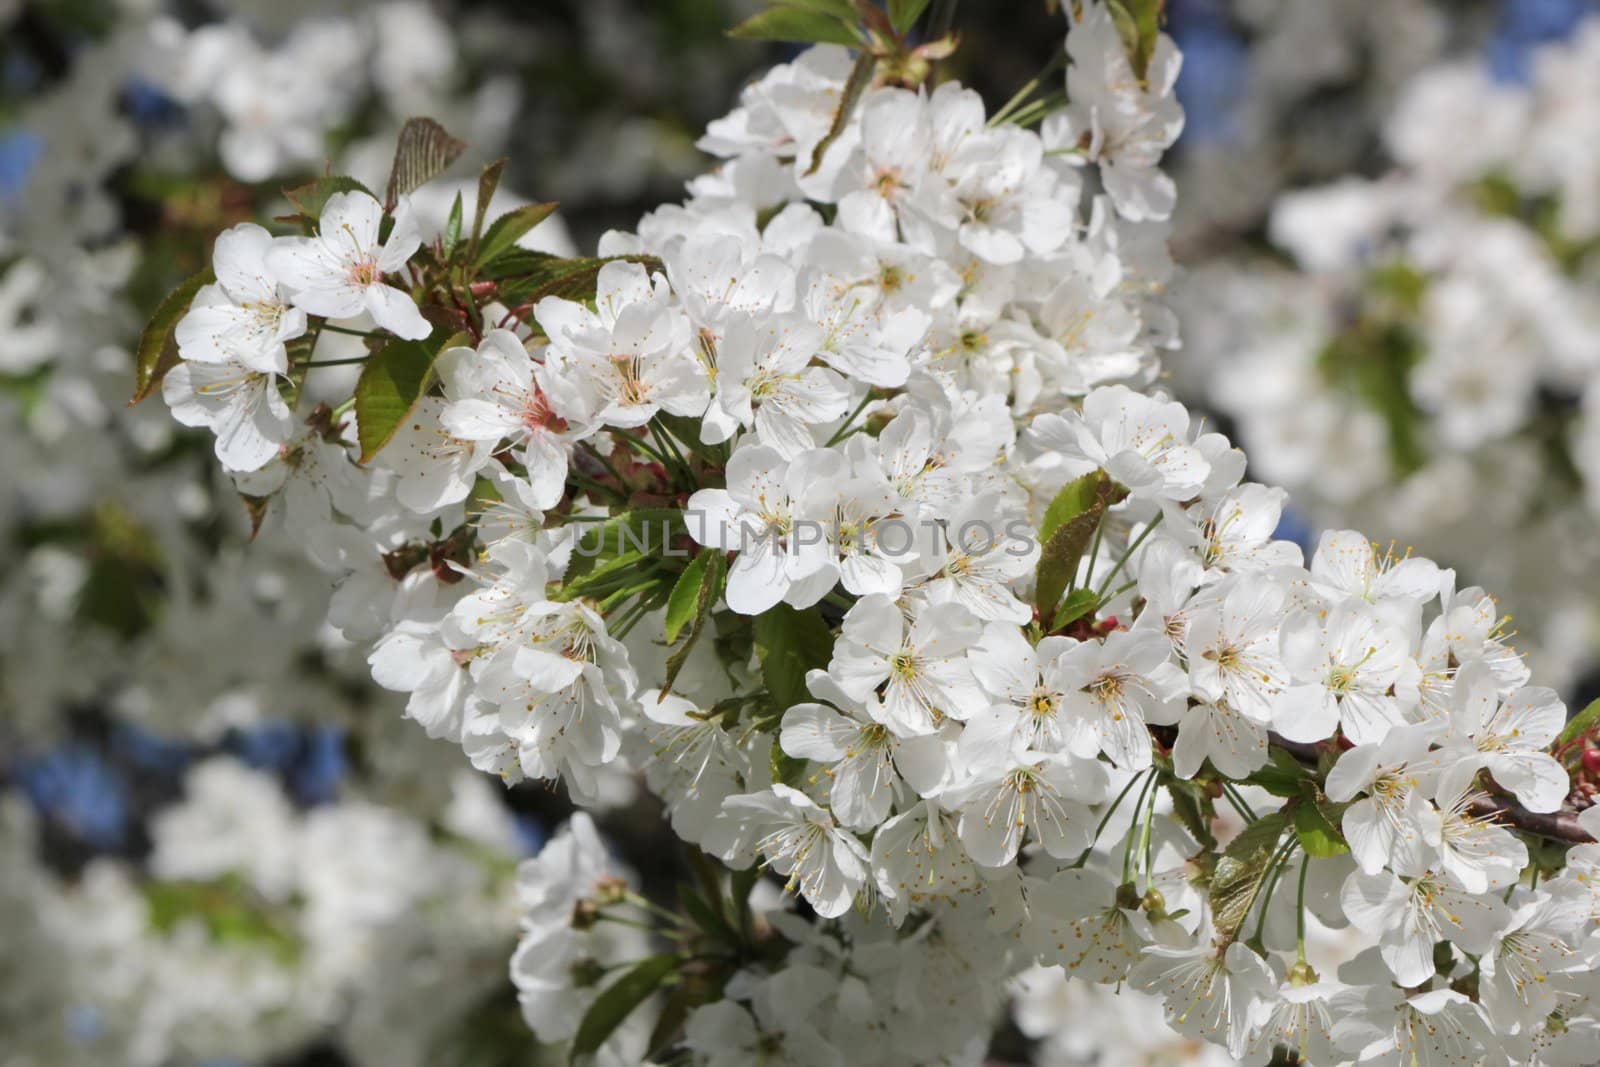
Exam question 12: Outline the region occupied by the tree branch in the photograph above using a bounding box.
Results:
[1266,733,1594,846]
[1464,795,1594,845]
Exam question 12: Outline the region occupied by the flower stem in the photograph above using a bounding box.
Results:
[1094,512,1163,601]
[302,355,371,369]
[824,394,874,447]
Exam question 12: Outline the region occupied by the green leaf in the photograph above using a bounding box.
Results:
[1246,747,1315,799]
[1556,697,1600,752]
[484,252,665,311]
[646,979,700,1060]
[806,50,875,177]
[1293,798,1350,859]
[569,954,678,1062]
[888,0,934,32]
[665,551,717,644]
[1208,812,1289,943]
[728,5,859,46]
[1105,0,1164,81]
[775,0,857,15]
[282,175,377,221]
[563,510,687,585]
[561,551,650,600]
[1034,471,1118,621]
[753,603,835,713]
[468,157,508,260]
[662,553,724,695]
[130,267,213,405]
[1051,587,1100,630]
[385,117,467,207]
[677,883,737,946]
[1040,470,1107,543]
[442,191,464,257]
[473,202,559,270]
[1165,778,1216,849]
[354,326,457,463]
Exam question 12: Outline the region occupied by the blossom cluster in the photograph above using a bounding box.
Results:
[0,761,526,1067]
[1181,16,1600,694]
[141,3,1600,1065]
[0,4,574,1063]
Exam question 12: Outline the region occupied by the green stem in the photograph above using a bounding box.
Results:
[1094,578,1139,613]
[1121,769,1158,884]
[1137,767,1162,890]
[576,441,629,492]
[1220,780,1257,823]
[1251,838,1299,945]
[626,891,691,929]
[302,356,371,369]
[1071,515,1106,597]
[566,468,626,506]
[1006,91,1069,128]
[318,323,384,338]
[1094,512,1163,601]
[989,45,1068,126]
[650,422,694,484]
[1295,855,1310,964]
[614,429,674,469]
[824,394,874,447]
[1074,769,1147,868]
[594,913,660,934]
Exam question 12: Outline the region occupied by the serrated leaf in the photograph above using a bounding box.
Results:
[283,176,377,222]
[728,5,859,46]
[442,191,464,257]
[1293,798,1349,858]
[484,252,665,311]
[130,267,213,404]
[1034,470,1127,621]
[806,50,875,177]
[386,117,467,207]
[753,603,835,713]
[1035,519,1105,623]
[888,0,934,32]
[665,551,717,644]
[663,554,724,695]
[1165,779,1216,849]
[1247,747,1315,799]
[1039,470,1107,543]
[469,157,507,259]
[353,327,456,463]
[1035,508,1102,621]
[473,202,559,270]
[569,954,678,1062]
[1208,812,1289,943]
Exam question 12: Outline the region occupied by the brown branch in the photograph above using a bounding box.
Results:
[1266,733,1595,846]
[1465,795,1594,846]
